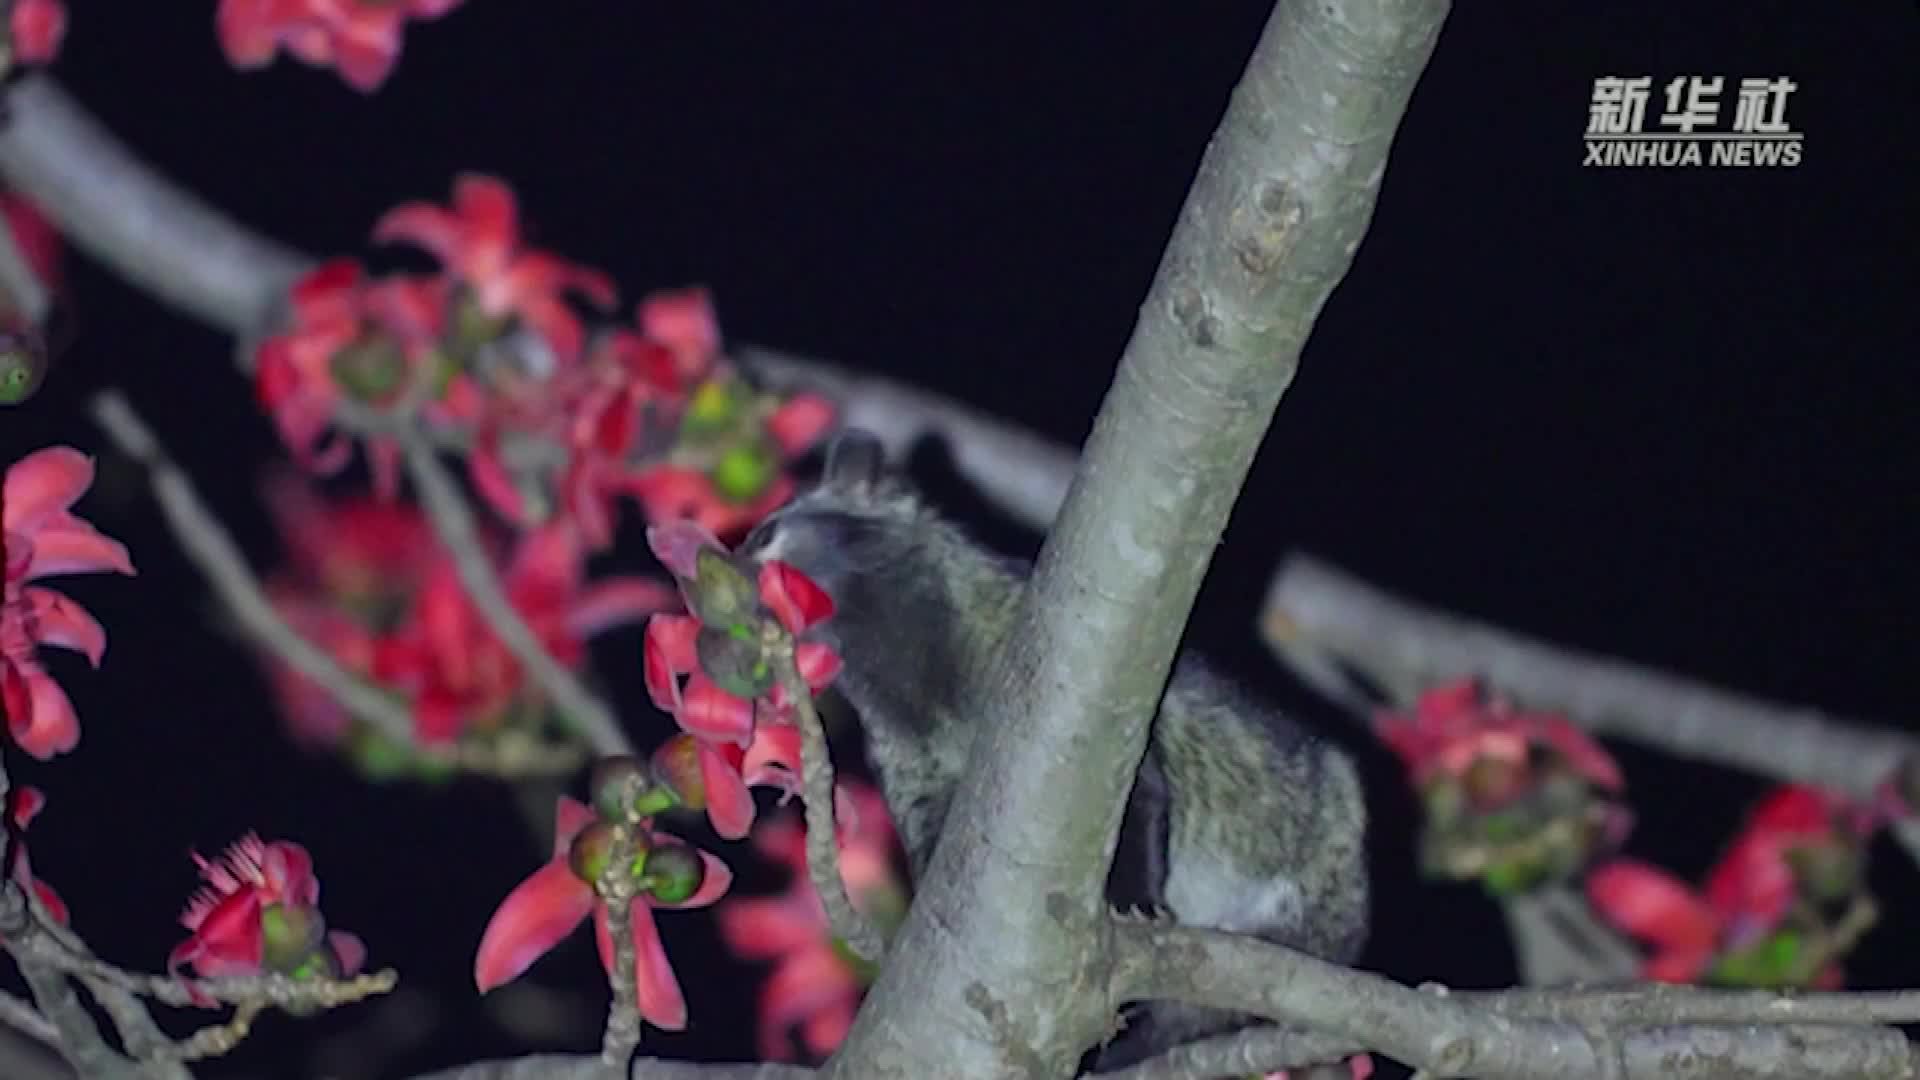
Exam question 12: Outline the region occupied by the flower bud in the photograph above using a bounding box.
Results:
[641,841,705,905]
[711,441,777,504]
[649,735,707,810]
[259,903,328,974]
[696,623,775,700]
[329,337,407,403]
[568,822,623,886]
[591,755,649,824]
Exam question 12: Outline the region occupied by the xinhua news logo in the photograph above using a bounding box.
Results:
[1585,76,1802,168]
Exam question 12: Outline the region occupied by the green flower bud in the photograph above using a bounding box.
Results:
[695,623,776,701]
[568,822,623,886]
[687,547,758,626]
[640,841,705,905]
[259,903,328,974]
[711,441,777,504]
[682,379,747,438]
[591,755,649,824]
[329,337,407,402]
[649,735,707,810]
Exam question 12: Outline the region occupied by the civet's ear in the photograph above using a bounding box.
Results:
[823,428,886,497]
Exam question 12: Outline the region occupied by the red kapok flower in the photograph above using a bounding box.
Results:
[1,447,135,759]
[1377,680,1629,895]
[1588,784,1878,988]
[1377,678,1624,796]
[254,259,450,498]
[374,174,616,363]
[6,0,65,66]
[215,0,465,93]
[2,785,68,930]
[716,781,906,1062]
[169,835,365,983]
[641,537,840,748]
[473,796,732,1031]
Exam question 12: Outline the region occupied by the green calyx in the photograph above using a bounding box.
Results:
[591,754,681,824]
[329,337,408,402]
[259,903,328,974]
[687,547,757,623]
[649,735,707,810]
[681,378,750,439]
[695,623,776,701]
[638,841,705,904]
[710,440,778,503]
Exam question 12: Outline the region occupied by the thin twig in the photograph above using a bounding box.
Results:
[597,886,640,1066]
[399,429,634,758]
[1261,553,1917,799]
[777,662,886,966]
[87,391,584,778]
[0,990,58,1048]
[0,74,307,335]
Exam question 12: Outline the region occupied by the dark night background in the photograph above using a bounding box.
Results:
[3,2,1917,1077]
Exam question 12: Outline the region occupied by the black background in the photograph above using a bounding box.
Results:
[3,2,1916,1076]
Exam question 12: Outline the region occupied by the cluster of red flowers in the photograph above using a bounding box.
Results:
[253,174,834,555]
[259,477,675,760]
[1,448,134,759]
[216,0,464,92]
[1588,784,1886,988]
[471,520,852,1030]
[1376,678,1631,895]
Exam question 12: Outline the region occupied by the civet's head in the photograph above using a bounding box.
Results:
[736,429,934,601]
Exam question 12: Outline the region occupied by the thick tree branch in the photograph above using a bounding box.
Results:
[1110,920,1920,1079]
[403,1054,810,1080]
[1261,553,1917,798]
[0,74,306,334]
[1092,1027,1362,1080]
[830,2,1450,1075]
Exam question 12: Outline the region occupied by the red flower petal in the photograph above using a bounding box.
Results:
[678,676,756,746]
[1587,859,1720,951]
[643,615,698,711]
[328,930,367,977]
[637,287,720,364]
[371,203,464,264]
[4,664,80,760]
[566,580,680,640]
[19,587,106,666]
[16,516,136,579]
[765,394,838,456]
[473,860,595,993]
[793,642,843,694]
[759,946,857,1054]
[593,899,690,1031]
[2,447,93,532]
[552,795,598,858]
[758,561,835,633]
[701,740,758,840]
[644,521,726,582]
[717,894,820,959]
[800,994,859,1060]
